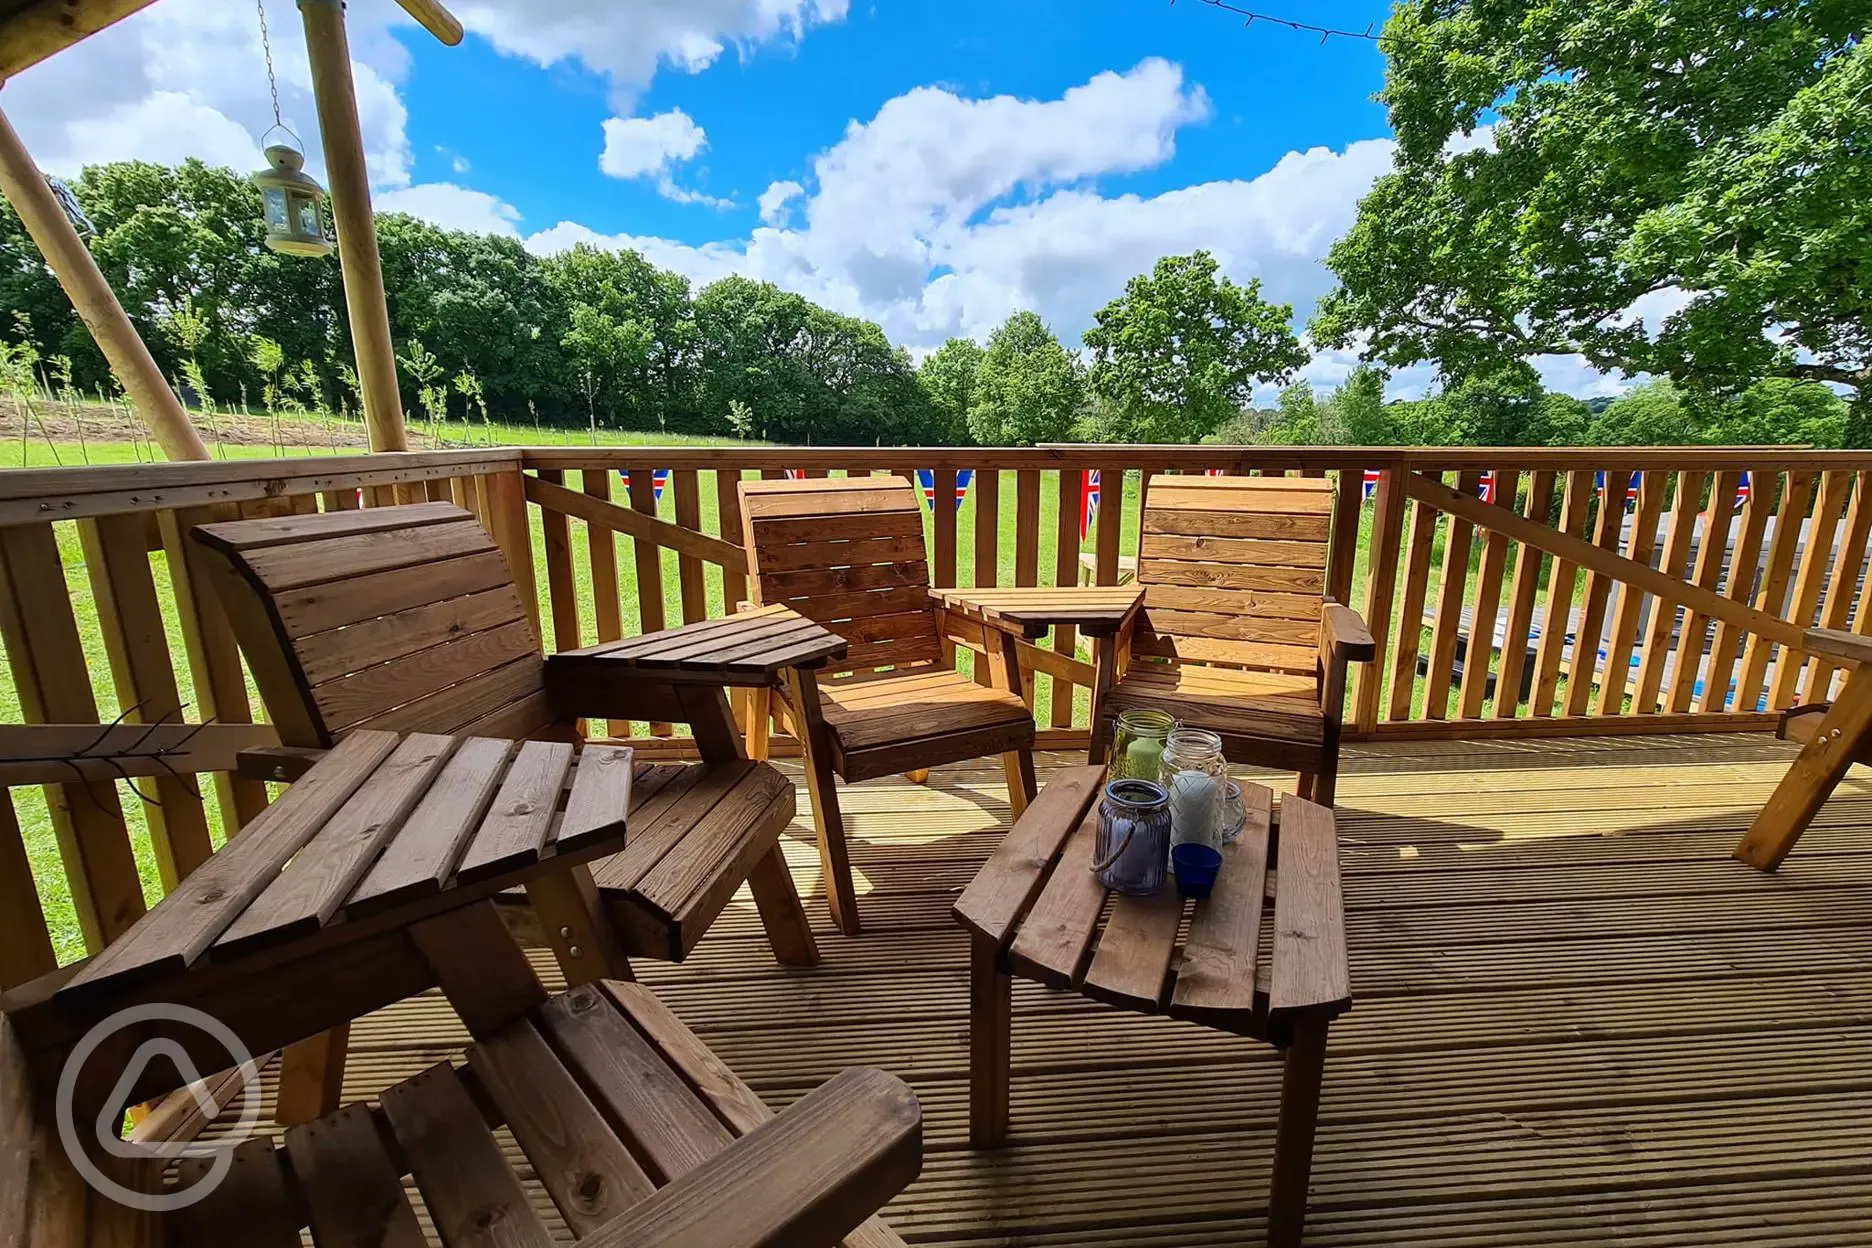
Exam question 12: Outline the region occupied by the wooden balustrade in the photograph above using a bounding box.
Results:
[3,442,1870,979]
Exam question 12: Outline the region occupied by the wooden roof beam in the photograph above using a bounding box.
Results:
[0,0,159,81]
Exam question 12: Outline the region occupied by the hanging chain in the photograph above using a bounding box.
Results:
[257,0,284,129]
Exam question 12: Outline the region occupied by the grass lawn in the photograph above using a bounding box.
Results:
[3,438,1608,963]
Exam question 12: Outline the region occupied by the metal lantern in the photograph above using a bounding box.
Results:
[252,142,333,257]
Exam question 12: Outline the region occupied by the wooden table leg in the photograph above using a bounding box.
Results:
[275,1028,347,1126]
[1736,664,1872,871]
[969,930,1012,1149]
[1268,1016,1328,1248]
[526,864,635,985]
[790,668,862,937]
[680,681,822,962]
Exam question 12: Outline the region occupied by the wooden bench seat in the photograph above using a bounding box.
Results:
[170,982,918,1248]
[816,669,1034,782]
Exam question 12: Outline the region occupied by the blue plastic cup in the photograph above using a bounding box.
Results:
[1172,843,1223,899]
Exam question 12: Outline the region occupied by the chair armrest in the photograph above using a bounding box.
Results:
[931,587,1144,640]
[1320,603,1376,665]
[547,607,848,691]
[1804,627,1872,667]
[581,1067,922,1248]
[236,745,327,783]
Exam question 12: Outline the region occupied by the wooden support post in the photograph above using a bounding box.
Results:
[300,0,408,452]
[1736,662,1872,871]
[0,104,208,461]
[968,930,1013,1149]
[1268,1017,1330,1248]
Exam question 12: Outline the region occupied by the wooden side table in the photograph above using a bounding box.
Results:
[953,765,1351,1248]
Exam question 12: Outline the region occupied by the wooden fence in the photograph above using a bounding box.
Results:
[2,443,1869,983]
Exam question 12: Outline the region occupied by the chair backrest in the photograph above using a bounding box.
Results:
[191,502,556,748]
[738,476,943,677]
[1134,474,1332,679]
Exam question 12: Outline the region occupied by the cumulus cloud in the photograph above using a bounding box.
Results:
[452,0,849,107]
[758,179,804,225]
[376,182,522,235]
[600,110,707,178]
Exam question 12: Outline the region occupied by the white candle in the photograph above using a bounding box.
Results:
[1168,770,1218,849]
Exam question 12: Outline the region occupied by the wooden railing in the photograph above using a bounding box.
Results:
[2,442,1869,981]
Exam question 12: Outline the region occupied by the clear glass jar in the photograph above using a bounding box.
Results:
[1217,781,1248,845]
[1109,708,1175,783]
[1161,727,1227,851]
[1092,779,1171,896]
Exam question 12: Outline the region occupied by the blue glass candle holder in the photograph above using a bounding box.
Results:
[1172,843,1223,899]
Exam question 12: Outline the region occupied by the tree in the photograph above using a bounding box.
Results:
[1085,251,1307,443]
[1313,4,1872,440]
[1333,366,1391,444]
[918,337,984,445]
[967,312,1084,447]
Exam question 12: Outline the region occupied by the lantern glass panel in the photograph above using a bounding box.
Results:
[263,187,289,231]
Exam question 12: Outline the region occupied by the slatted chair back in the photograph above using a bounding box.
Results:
[190,503,558,749]
[738,476,944,677]
[1135,474,1333,679]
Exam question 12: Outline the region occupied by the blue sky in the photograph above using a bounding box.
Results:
[10,0,1623,398]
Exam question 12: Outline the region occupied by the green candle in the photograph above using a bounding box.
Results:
[1124,735,1164,780]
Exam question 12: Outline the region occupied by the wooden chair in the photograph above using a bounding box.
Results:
[1736,627,1872,870]
[738,475,1039,935]
[187,501,828,1119]
[1087,474,1375,806]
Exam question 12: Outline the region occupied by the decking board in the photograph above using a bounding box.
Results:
[203,733,1872,1246]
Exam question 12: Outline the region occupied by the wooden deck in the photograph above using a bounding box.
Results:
[219,732,1872,1245]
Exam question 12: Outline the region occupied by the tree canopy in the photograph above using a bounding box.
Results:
[967,312,1085,447]
[1084,250,1306,443]
[1313,1,1871,440]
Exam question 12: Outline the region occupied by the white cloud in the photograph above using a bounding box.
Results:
[452,0,849,107]
[759,179,804,225]
[600,110,707,178]
[376,182,522,235]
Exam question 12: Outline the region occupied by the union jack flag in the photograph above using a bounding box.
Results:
[1477,470,1498,506]
[619,468,669,502]
[1080,469,1101,539]
[1361,467,1382,501]
[1595,470,1641,509]
[915,469,973,513]
[1204,468,1228,477]
[784,468,807,481]
[1735,471,1753,507]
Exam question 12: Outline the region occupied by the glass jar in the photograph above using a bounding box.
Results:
[1091,779,1171,896]
[1217,781,1248,845]
[1109,708,1175,783]
[1161,727,1227,851]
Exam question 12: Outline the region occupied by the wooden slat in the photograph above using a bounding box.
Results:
[1170,783,1272,1022]
[1563,471,1633,717]
[1457,469,1515,719]
[469,1018,657,1235]
[455,740,575,883]
[1051,467,1080,730]
[538,984,735,1182]
[1529,470,1593,717]
[215,733,456,955]
[1384,495,1438,721]
[1699,475,1775,713]
[1268,795,1349,1017]
[1735,471,1816,710]
[272,549,516,638]
[1352,467,1405,732]
[1592,471,1668,715]
[346,736,516,916]
[715,466,749,613]
[527,470,748,575]
[1668,471,1742,713]
[0,521,143,952]
[295,586,527,686]
[311,618,540,733]
[1633,471,1704,713]
[1006,813,1105,988]
[1144,507,1331,542]
[192,500,466,551]
[1095,468,1124,588]
[1489,469,1556,720]
[1771,470,1852,707]
[1081,889,1182,1011]
[1323,469,1360,606]
[77,511,213,889]
[170,1138,300,1248]
[537,468,582,654]
[283,1103,427,1247]
[232,518,496,592]
[380,1062,554,1248]
[1014,469,1041,593]
[952,765,1104,946]
[624,468,671,737]
[1139,533,1327,570]
[1805,472,1872,702]
[1423,470,1481,718]
[673,468,708,627]
[556,744,636,857]
[0,794,55,989]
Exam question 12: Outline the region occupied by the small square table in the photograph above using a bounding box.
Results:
[953,764,1350,1248]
